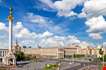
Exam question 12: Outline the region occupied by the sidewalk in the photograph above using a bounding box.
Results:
[79,65,98,70]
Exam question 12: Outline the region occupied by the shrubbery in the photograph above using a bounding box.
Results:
[43,64,58,70]
[65,54,85,58]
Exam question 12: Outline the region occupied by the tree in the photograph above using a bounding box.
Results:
[29,46,32,48]
[99,48,104,55]
[23,46,27,48]
[15,51,25,61]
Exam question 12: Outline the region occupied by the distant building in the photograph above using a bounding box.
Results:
[21,47,64,59]
[64,44,98,57]
[0,49,8,63]
[64,44,81,56]
[0,42,106,64]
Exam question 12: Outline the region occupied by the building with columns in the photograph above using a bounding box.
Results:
[0,49,8,63]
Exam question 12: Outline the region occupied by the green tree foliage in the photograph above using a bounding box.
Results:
[73,54,85,58]
[15,51,25,61]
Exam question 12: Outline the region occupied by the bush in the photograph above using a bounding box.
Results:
[73,54,85,58]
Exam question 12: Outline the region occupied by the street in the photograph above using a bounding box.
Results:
[16,59,99,70]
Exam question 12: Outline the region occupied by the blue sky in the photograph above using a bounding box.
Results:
[0,0,106,48]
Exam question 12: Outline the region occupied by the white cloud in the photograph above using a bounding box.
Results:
[57,11,77,17]
[54,0,86,17]
[23,12,69,34]
[80,41,89,48]
[89,33,102,39]
[54,0,85,10]
[39,35,81,48]
[16,28,30,38]
[0,22,8,48]
[0,22,7,30]
[14,22,37,39]
[23,13,47,24]
[39,0,55,9]
[0,21,82,48]
[83,0,106,18]
[86,16,106,33]
[39,0,86,17]
[42,31,53,37]
[85,16,106,39]
[78,12,87,18]
[14,22,23,30]
[39,37,62,47]
[103,42,106,47]
[83,0,106,39]
[65,36,80,45]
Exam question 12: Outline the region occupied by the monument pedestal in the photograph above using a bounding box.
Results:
[3,51,16,65]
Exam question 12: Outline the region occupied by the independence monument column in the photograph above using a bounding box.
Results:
[3,6,16,65]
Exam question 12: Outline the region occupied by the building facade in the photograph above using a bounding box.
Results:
[0,49,8,63]
[0,43,106,64]
[21,47,64,59]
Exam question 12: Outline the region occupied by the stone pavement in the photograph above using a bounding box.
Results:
[79,65,98,70]
[0,64,16,70]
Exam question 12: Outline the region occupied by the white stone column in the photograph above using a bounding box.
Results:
[1,50,3,57]
[9,20,12,52]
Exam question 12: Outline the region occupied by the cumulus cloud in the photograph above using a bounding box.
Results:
[57,11,78,17]
[0,21,82,48]
[80,41,90,48]
[82,0,106,18]
[103,42,106,47]
[23,13,47,24]
[86,16,106,33]
[89,33,102,39]
[39,0,86,17]
[85,16,106,39]
[23,12,69,34]
[39,0,55,9]
[0,22,7,30]
[83,0,106,39]
[42,31,53,37]
[39,35,81,48]
[54,0,86,17]
[78,12,87,18]
[39,37,62,47]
